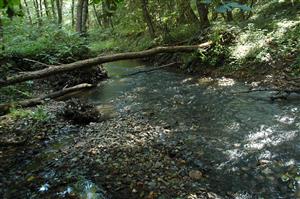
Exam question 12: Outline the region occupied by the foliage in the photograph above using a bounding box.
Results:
[0,0,299,77]
[9,106,49,122]
[2,17,87,63]
[0,84,32,104]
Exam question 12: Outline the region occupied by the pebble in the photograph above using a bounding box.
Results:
[188,170,203,180]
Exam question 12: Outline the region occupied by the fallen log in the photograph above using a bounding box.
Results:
[0,83,94,114]
[234,87,300,101]
[0,41,212,87]
[235,88,300,94]
[122,62,179,77]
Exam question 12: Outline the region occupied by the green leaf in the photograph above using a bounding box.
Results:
[0,0,5,9]
[8,0,20,7]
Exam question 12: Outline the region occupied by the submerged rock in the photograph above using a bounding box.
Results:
[189,170,203,180]
[61,99,102,125]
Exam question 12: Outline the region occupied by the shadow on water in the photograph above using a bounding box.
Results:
[86,60,300,198]
[1,60,299,198]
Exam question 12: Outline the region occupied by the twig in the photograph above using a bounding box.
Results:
[122,62,179,77]
[0,83,94,115]
[233,88,300,94]
[23,58,51,67]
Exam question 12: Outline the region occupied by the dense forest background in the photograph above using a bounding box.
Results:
[0,0,299,102]
[0,1,300,198]
[0,0,299,64]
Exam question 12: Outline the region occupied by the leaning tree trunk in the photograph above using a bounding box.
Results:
[39,0,43,17]
[140,0,155,38]
[196,0,210,27]
[43,0,50,18]
[50,0,57,20]
[33,0,42,25]
[23,0,33,24]
[93,3,102,28]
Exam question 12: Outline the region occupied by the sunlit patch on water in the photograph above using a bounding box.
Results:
[197,77,214,85]
[258,150,273,160]
[57,186,73,197]
[285,159,296,167]
[244,125,297,150]
[86,61,300,198]
[38,183,50,192]
[217,77,235,86]
[181,77,193,84]
[233,191,253,199]
[225,122,240,132]
[276,115,296,125]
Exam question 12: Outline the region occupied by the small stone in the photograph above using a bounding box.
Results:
[178,159,186,165]
[132,188,137,193]
[258,159,270,165]
[189,170,203,180]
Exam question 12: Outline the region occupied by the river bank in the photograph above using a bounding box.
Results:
[1,60,299,198]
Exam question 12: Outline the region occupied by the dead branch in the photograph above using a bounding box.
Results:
[0,83,94,114]
[0,41,212,87]
[122,62,179,77]
[23,58,50,67]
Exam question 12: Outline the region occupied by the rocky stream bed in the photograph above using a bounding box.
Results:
[0,60,299,199]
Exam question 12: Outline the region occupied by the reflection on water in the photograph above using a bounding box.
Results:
[87,60,300,198]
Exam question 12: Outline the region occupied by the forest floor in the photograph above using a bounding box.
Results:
[1,2,300,198]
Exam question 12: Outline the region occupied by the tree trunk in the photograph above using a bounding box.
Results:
[33,0,42,25]
[50,0,57,20]
[176,0,200,25]
[39,0,43,17]
[0,41,212,87]
[0,16,4,52]
[76,0,84,33]
[140,0,155,38]
[56,0,63,25]
[101,1,109,28]
[71,0,75,27]
[196,0,210,27]
[81,0,89,33]
[76,0,88,35]
[44,0,50,18]
[23,0,33,24]
[227,11,233,21]
[93,3,102,28]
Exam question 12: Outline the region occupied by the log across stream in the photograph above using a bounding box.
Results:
[1,60,299,198]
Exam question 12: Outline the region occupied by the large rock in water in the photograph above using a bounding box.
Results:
[61,98,102,125]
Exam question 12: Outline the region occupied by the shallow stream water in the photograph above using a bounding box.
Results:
[87,60,300,198]
[1,60,299,199]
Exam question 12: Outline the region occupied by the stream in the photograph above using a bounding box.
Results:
[87,60,300,198]
[1,60,300,199]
